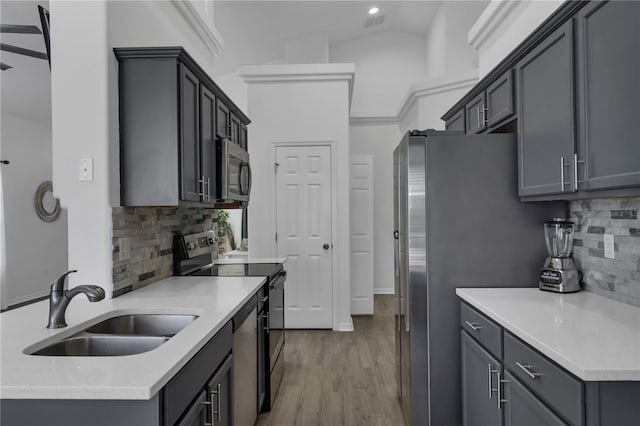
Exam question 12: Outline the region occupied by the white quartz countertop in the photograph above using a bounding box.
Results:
[0,276,266,400]
[456,288,640,381]
[214,256,286,265]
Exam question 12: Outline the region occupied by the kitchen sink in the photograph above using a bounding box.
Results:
[85,314,199,337]
[31,334,169,356]
[27,313,199,356]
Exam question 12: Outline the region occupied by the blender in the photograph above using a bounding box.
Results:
[539,219,581,293]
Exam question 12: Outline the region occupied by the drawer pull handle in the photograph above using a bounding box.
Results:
[201,400,213,426]
[488,364,499,399]
[496,371,510,409]
[516,362,540,379]
[465,321,483,331]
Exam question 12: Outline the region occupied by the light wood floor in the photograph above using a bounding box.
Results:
[256,295,405,426]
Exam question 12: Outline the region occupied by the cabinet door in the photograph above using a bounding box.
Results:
[461,332,502,426]
[445,109,465,132]
[503,371,566,426]
[517,20,576,197]
[176,391,209,426]
[180,65,201,202]
[576,0,640,191]
[216,100,231,140]
[240,125,248,151]
[465,92,487,134]
[206,355,233,426]
[200,86,216,205]
[486,69,514,128]
[230,113,242,145]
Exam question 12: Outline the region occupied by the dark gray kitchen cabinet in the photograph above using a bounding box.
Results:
[179,65,202,203]
[216,100,231,140]
[445,109,465,131]
[240,125,249,151]
[230,112,242,145]
[503,371,566,426]
[485,69,514,128]
[114,47,250,207]
[176,392,209,426]
[461,331,502,426]
[465,92,486,134]
[516,20,576,197]
[575,0,640,191]
[205,355,233,426]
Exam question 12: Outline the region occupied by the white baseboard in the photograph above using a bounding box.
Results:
[336,319,354,332]
[374,288,395,295]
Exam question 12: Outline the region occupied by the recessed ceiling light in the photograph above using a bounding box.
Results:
[369,7,379,15]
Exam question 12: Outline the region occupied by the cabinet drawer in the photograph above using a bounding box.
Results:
[504,332,583,425]
[460,303,502,359]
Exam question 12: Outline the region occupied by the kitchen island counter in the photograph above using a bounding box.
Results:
[0,275,266,400]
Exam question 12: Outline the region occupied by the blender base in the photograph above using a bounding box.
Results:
[539,257,581,293]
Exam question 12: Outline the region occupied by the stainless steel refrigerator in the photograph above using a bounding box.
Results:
[393,130,566,425]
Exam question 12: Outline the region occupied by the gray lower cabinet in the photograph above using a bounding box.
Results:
[575,0,640,191]
[177,391,209,426]
[516,19,576,197]
[461,331,502,426]
[460,301,640,426]
[503,371,566,426]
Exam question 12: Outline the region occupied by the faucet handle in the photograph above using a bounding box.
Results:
[50,269,78,293]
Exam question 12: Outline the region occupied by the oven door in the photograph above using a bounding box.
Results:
[218,138,251,202]
[268,271,285,368]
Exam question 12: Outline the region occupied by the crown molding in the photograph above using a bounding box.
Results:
[468,0,521,50]
[171,0,224,56]
[239,63,355,109]
[349,115,398,126]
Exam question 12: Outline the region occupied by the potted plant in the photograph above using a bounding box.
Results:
[216,210,236,253]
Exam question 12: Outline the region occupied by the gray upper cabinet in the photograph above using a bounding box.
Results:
[516,20,576,197]
[461,332,502,426]
[486,69,514,128]
[465,92,487,134]
[576,0,640,191]
[445,108,465,131]
[115,47,250,207]
[179,65,202,203]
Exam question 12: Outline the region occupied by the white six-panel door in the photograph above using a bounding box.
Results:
[275,145,333,328]
[350,155,374,315]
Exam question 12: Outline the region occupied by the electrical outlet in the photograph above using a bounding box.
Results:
[79,157,93,181]
[604,234,615,259]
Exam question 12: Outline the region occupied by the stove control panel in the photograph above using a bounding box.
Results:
[175,230,217,260]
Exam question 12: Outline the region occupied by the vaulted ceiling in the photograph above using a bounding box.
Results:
[212,1,443,76]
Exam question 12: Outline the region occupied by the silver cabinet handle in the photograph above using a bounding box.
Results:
[211,383,222,423]
[516,361,540,379]
[481,104,487,126]
[201,399,213,426]
[573,153,585,190]
[207,177,211,201]
[496,371,509,409]
[488,364,496,399]
[560,157,566,191]
[476,106,481,129]
[198,176,206,198]
[465,321,483,331]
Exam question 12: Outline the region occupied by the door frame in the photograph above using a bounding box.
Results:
[272,140,339,330]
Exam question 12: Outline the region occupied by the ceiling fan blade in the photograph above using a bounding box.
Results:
[0,24,42,34]
[0,62,13,71]
[0,43,47,60]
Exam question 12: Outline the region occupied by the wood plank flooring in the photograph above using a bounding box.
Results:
[256,295,405,426]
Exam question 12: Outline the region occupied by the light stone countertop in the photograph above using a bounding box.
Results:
[214,256,286,265]
[456,288,640,381]
[0,275,266,400]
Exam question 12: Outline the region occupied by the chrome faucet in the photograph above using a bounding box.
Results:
[47,270,106,329]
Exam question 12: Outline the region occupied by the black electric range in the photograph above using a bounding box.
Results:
[174,231,286,413]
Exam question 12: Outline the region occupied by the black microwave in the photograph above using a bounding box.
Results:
[217,138,251,203]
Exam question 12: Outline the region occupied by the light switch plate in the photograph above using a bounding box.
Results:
[79,157,93,181]
[604,234,615,259]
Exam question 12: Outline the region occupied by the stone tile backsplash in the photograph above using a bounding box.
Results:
[569,197,640,307]
[111,207,214,297]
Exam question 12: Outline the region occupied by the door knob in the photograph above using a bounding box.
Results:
[323,243,330,250]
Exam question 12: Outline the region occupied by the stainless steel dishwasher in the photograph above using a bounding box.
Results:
[233,295,258,426]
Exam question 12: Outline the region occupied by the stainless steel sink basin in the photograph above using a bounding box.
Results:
[27,313,199,356]
[31,334,169,356]
[85,314,199,337]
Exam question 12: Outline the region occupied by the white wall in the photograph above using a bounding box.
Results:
[50,1,222,294]
[469,0,563,79]
[285,34,329,64]
[215,72,248,114]
[349,123,401,294]
[241,64,353,331]
[331,31,426,118]
[0,114,68,308]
